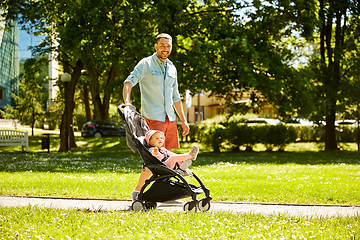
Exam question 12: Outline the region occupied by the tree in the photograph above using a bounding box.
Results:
[200,0,360,151]
[303,0,360,150]
[4,0,359,152]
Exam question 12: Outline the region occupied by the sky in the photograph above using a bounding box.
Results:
[18,27,44,60]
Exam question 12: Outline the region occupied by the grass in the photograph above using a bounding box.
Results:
[1,136,360,205]
[1,206,359,239]
[1,135,360,239]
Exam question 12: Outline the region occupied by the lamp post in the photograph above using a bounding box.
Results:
[61,73,71,153]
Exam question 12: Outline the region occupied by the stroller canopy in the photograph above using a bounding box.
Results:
[118,105,149,153]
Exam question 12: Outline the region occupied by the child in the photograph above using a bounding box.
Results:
[145,130,199,170]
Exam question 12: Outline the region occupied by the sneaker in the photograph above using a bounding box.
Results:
[180,159,192,170]
[131,190,140,201]
[189,145,199,160]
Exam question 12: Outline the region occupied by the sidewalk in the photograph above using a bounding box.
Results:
[1,196,359,217]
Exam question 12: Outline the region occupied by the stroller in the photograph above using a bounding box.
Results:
[118,104,212,212]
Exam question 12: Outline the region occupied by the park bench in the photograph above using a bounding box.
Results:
[0,130,29,152]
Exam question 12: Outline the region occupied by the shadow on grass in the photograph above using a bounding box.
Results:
[1,137,360,173]
[194,151,360,167]
[0,136,143,173]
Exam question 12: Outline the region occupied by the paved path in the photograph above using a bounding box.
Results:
[1,196,359,217]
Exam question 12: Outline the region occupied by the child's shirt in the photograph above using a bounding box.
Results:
[149,147,175,162]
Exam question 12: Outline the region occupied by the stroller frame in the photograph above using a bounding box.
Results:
[118,104,212,212]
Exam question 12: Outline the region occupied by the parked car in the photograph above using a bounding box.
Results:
[285,118,314,125]
[244,118,284,125]
[81,120,125,138]
[335,120,358,126]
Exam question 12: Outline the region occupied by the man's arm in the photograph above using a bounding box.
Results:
[123,82,136,109]
[173,101,190,136]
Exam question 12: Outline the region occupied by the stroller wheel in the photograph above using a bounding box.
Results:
[183,201,197,213]
[198,198,211,211]
[145,201,157,210]
[132,200,145,211]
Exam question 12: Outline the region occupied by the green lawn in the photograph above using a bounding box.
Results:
[1,136,360,239]
[1,136,359,205]
[1,206,359,239]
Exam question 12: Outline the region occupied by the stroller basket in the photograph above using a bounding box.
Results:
[118,104,211,212]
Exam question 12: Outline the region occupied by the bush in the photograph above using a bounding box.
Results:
[260,125,297,151]
[336,126,358,142]
[200,121,298,152]
[294,125,312,142]
[226,123,257,151]
[202,123,225,152]
[182,116,359,152]
[74,113,88,132]
[177,123,201,142]
[290,125,325,142]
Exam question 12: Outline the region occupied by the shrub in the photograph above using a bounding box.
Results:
[294,125,312,142]
[226,123,257,151]
[260,125,287,151]
[290,125,326,142]
[336,126,358,142]
[202,123,225,152]
[177,123,201,142]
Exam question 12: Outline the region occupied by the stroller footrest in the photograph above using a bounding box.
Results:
[190,185,203,195]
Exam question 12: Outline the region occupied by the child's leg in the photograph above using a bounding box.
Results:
[164,153,192,169]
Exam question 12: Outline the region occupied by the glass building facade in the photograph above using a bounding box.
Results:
[0,19,19,111]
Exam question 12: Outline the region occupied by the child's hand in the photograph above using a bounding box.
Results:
[152,147,158,156]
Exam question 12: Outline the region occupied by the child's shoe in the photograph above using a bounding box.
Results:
[180,159,192,170]
[131,190,140,201]
[189,145,199,160]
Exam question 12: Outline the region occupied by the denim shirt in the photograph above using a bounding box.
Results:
[124,53,181,122]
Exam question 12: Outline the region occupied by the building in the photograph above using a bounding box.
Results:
[18,25,58,110]
[184,90,274,123]
[0,10,58,115]
[0,10,19,112]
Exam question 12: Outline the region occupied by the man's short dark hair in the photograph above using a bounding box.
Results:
[156,33,172,42]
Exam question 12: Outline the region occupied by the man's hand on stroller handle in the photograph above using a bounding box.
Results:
[124,102,136,110]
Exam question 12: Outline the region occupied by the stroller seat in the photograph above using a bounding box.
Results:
[118,104,212,212]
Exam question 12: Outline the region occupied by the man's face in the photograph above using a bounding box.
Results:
[155,38,172,62]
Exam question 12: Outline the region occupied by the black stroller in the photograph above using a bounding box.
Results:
[118,104,212,212]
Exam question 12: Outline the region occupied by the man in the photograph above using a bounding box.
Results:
[123,33,190,201]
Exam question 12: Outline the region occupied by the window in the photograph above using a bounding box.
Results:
[217,108,225,115]
[0,87,5,100]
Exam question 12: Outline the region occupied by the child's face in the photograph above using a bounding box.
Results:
[149,132,164,148]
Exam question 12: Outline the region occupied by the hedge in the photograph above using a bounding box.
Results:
[178,121,359,152]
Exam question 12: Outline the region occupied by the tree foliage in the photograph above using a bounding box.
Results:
[1,0,360,151]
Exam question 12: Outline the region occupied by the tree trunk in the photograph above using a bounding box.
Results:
[88,65,117,121]
[84,86,92,121]
[319,5,343,151]
[59,60,84,152]
[31,111,34,136]
[325,110,337,150]
[324,9,344,151]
